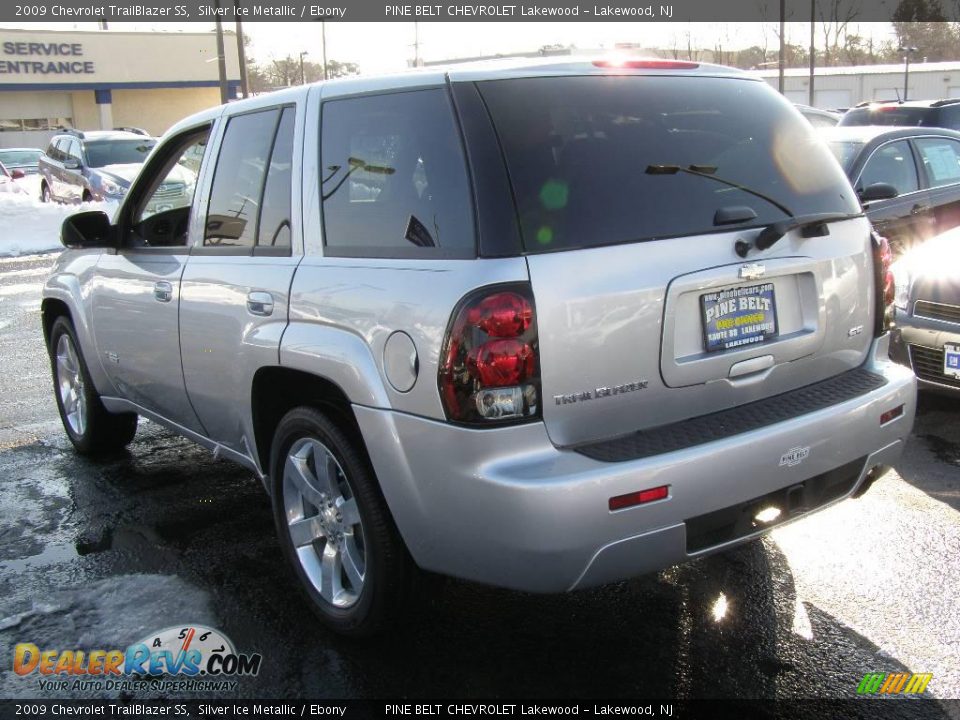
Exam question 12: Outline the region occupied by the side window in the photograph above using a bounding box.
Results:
[915,137,960,188]
[53,138,69,162]
[66,139,82,163]
[204,108,279,248]
[45,140,61,161]
[135,133,209,223]
[858,141,919,196]
[321,89,474,256]
[256,106,295,250]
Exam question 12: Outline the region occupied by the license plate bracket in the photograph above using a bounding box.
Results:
[701,282,779,353]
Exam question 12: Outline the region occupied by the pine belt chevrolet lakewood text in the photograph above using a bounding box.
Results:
[42,58,917,636]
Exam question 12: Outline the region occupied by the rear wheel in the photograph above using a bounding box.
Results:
[48,316,137,455]
[40,183,50,203]
[270,407,412,636]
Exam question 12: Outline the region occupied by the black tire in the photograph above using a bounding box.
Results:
[40,183,50,203]
[82,190,92,204]
[269,406,413,637]
[48,316,138,455]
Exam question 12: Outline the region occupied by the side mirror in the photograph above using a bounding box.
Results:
[10,169,24,180]
[62,211,114,249]
[858,182,899,203]
[63,159,81,170]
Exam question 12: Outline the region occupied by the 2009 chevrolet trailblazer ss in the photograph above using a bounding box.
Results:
[42,58,917,635]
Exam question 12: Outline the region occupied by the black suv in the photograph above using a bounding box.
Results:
[38,130,157,204]
[839,99,960,131]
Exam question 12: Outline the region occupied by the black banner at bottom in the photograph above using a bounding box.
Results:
[0,699,955,720]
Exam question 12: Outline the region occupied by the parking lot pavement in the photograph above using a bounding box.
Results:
[1,253,958,706]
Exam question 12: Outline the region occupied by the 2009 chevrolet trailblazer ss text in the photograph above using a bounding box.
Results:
[41,58,917,635]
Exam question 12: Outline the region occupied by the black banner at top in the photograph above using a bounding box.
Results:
[3,0,959,22]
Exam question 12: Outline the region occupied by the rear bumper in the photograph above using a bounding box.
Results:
[891,314,960,396]
[357,337,916,592]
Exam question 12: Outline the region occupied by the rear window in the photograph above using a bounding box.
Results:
[839,107,933,127]
[0,149,40,165]
[478,76,860,253]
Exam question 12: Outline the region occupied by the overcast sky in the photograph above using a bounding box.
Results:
[2,21,897,73]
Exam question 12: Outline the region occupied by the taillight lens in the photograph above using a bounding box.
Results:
[439,285,540,424]
[872,231,895,335]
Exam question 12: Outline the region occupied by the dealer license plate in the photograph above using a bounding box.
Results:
[945,343,960,379]
[701,282,779,353]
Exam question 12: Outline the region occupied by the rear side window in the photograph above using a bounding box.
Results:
[914,137,960,187]
[478,76,859,253]
[257,106,295,250]
[320,89,474,257]
[205,108,279,248]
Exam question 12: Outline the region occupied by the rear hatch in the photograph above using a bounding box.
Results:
[476,71,875,447]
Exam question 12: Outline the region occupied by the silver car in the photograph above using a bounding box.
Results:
[42,58,917,636]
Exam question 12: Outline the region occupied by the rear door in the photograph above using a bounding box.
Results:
[476,72,874,448]
[179,104,301,454]
[912,135,960,239]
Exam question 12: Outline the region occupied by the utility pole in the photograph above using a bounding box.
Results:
[214,0,229,104]
[778,0,785,93]
[321,22,329,80]
[899,46,918,101]
[234,1,249,98]
[299,51,308,85]
[414,21,421,67]
[808,0,815,106]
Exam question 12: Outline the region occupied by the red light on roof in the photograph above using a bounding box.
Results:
[609,485,670,511]
[593,60,699,70]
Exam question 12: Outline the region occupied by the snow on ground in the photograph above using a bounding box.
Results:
[0,177,117,258]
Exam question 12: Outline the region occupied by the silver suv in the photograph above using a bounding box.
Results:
[42,58,917,636]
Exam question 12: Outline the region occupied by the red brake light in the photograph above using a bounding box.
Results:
[593,59,699,70]
[872,231,895,335]
[439,286,540,424]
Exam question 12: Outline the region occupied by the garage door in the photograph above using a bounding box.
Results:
[0,91,73,149]
[814,90,852,111]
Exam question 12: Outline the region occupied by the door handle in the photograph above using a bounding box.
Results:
[247,291,274,317]
[153,281,173,303]
[911,203,930,215]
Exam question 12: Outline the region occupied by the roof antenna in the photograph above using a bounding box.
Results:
[894,87,902,103]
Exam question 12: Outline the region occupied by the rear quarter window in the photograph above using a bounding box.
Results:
[478,76,858,253]
[320,88,475,258]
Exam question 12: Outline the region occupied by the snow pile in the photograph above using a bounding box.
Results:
[0,184,117,258]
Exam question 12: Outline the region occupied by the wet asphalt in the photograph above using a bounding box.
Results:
[0,253,959,707]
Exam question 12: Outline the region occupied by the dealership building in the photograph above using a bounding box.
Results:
[0,28,241,148]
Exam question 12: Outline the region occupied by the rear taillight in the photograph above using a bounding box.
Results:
[439,285,540,424]
[872,231,895,336]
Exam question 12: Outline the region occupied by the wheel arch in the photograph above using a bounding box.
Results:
[251,367,368,487]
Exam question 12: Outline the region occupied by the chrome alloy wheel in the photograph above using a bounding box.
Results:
[55,333,86,436]
[282,437,366,608]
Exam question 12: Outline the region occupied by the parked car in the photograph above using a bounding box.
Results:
[890,227,960,395]
[0,161,27,194]
[795,103,841,128]
[0,147,42,176]
[839,99,960,131]
[820,125,960,254]
[42,58,916,636]
[38,130,194,214]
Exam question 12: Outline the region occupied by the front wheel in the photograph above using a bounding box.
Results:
[270,407,413,636]
[48,316,137,454]
[40,183,51,203]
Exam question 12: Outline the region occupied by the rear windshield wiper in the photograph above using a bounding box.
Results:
[645,164,795,219]
[752,212,863,254]
[645,164,860,257]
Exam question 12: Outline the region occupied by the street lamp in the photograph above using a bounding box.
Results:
[299,51,308,86]
[899,46,918,102]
